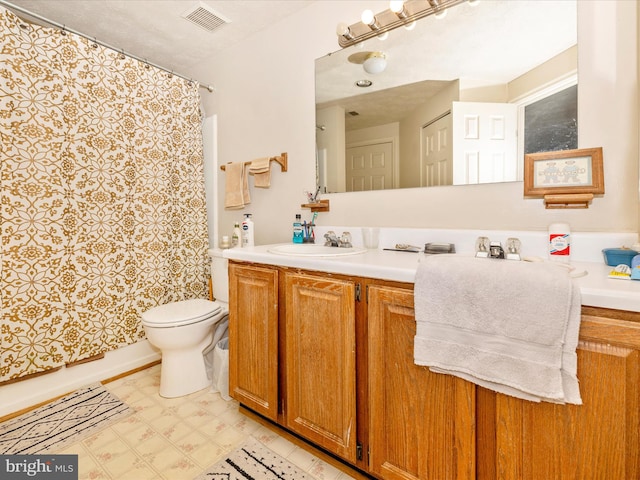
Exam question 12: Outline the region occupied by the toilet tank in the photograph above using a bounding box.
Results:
[208,248,229,303]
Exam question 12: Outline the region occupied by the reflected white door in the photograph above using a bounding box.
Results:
[345,142,393,192]
[452,101,518,185]
[421,113,453,187]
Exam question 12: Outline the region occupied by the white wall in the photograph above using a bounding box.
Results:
[192,0,638,246]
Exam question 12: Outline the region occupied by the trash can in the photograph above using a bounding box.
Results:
[211,337,231,401]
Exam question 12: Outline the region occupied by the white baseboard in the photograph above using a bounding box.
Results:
[0,341,161,418]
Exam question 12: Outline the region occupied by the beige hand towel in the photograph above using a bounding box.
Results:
[224,162,250,209]
[413,255,582,405]
[248,157,271,188]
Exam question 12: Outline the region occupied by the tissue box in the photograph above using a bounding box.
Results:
[602,248,638,267]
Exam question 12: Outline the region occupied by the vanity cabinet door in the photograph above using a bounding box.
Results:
[283,272,357,463]
[228,262,279,421]
[367,285,476,480]
[478,308,640,480]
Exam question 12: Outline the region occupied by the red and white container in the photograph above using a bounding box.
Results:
[548,222,571,263]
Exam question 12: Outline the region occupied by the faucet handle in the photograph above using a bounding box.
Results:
[475,236,490,258]
[340,231,352,248]
[506,237,522,261]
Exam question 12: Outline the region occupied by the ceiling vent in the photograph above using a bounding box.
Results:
[181,2,230,32]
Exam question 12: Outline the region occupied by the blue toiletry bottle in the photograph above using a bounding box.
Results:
[631,254,640,280]
[293,214,303,243]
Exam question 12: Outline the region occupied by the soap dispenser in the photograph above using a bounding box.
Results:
[241,214,254,247]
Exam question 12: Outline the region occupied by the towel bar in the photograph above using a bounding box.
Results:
[220,152,287,172]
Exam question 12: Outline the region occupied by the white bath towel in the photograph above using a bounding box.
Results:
[224,162,250,209]
[248,157,271,188]
[413,255,582,404]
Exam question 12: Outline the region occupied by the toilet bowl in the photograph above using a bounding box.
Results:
[142,298,228,398]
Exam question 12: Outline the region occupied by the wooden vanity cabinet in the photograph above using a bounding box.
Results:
[282,271,358,463]
[228,262,279,420]
[228,261,640,480]
[367,284,476,480]
[368,284,640,480]
[477,306,640,480]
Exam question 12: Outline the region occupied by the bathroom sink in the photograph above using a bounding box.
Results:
[268,244,367,257]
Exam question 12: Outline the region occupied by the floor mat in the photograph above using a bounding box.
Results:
[195,437,312,480]
[0,383,132,454]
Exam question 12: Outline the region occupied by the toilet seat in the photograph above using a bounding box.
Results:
[141,299,225,328]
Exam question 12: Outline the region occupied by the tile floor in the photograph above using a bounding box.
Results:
[57,364,355,480]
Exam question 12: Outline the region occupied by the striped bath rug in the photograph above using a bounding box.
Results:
[0,383,131,454]
[196,437,311,480]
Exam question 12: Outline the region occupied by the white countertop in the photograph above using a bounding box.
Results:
[218,243,640,313]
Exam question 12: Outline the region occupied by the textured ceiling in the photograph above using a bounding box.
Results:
[2,1,577,131]
[316,0,577,131]
[2,0,315,84]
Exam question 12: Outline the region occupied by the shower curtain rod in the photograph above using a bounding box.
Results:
[0,0,215,93]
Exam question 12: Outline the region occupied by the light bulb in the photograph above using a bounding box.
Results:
[361,9,375,26]
[389,1,405,14]
[336,22,354,39]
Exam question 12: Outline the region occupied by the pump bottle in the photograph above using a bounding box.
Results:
[241,214,254,247]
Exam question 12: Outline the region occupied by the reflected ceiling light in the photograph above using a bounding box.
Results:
[362,52,387,74]
[355,79,373,88]
[337,0,464,48]
[404,21,416,30]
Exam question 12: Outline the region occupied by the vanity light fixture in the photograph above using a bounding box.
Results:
[429,0,448,19]
[337,0,465,48]
[390,1,416,30]
[335,22,355,41]
[390,1,408,19]
[361,9,382,31]
[361,9,389,40]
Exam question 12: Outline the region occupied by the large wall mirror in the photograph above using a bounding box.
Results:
[315,0,577,193]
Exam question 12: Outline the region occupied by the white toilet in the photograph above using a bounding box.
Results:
[141,250,229,398]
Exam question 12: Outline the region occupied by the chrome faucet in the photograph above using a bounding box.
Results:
[324,231,339,247]
[324,231,352,248]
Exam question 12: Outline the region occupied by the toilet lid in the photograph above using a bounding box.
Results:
[141,299,224,327]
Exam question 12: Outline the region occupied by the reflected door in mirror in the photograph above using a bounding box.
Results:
[345,142,394,191]
[452,102,518,185]
[422,114,453,187]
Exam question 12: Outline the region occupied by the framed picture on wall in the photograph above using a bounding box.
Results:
[524,147,604,196]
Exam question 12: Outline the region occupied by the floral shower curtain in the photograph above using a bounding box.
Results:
[0,7,210,382]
